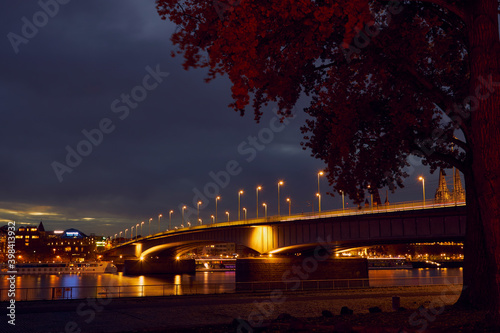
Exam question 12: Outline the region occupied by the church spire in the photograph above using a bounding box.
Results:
[452,168,466,202]
[435,169,451,203]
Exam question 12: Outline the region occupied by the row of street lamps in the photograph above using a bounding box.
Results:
[114,173,428,241]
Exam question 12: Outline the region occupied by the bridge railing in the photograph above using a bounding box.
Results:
[0,275,462,302]
[111,199,466,246]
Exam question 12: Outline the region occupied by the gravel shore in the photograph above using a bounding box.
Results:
[10,284,492,333]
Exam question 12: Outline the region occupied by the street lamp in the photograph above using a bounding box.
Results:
[131,226,134,240]
[263,203,267,218]
[256,186,262,218]
[198,218,202,225]
[286,198,291,216]
[182,206,187,226]
[169,210,174,230]
[243,207,247,220]
[197,201,202,222]
[367,185,373,210]
[316,193,321,213]
[136,223,139,239]
[277,181,284,216]
[211,215,215,224]
[119,231,122,243]
[158,214,162,233]
[238,190,244,220]
[215,196,220,223]
[226,211,230,222]
[419,176,426,206]
[125,229,128,239]
[317,171,324,194]
[141,221,144,237]
[340,190,345,211]
[149,218,152,236]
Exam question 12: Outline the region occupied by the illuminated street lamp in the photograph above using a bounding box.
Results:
[169,210,174,230]
[263,203,267,218]
[317,171,324,194]
[125,229,128,239]
[141,221,144,237]
[197,201,202,222]
[182,206,187,226]
[238,190,244,220]
[187,222,191,227]
[215,196,220,223]
[256,186,262,218]
[158,214,162,233]
[131,226,134,240]
[316,193,321,213]
[419,176,426,206]
[340,190,345,211]
[243,207,247,220]
[198,218,202,225]
[367,185,373,210]
[149,218,153,236]
[226,211,230,222]
[277,181,284,216]
[211,215,215,224]
[136,223,139,239]
[119,231,122,243]
[286,198,291,216]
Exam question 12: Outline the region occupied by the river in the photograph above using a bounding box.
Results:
[1,268,462,301]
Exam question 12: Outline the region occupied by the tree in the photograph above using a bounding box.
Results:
[156,0,500,322]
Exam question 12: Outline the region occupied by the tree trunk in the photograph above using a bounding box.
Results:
[459,0,500,325]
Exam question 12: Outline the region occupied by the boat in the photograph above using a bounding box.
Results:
[1,262,117,275]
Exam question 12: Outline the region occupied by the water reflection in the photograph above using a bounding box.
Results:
[1,269,461,301]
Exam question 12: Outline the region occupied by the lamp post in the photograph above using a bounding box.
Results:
[263,203,267,218]
[317,171,324,194]
[286,198,291,216]
[131,226,134,240]
[197,201,202,223]
[256,186,262,218]
[419,176,425,206]
[367,185,373,210]
[158,214,162,233]
[211,215,215,224]
[136,223,139,239]
[182,206,187,226]
[149,218,152,236]
[226,211,230,222]
[125,229,128,240]
[215,196,220,223]
[340,190,345,211]
[169,210,173,230]
[277,181,284,216]
[316,193,321,213]
[198,218,202,225]
[238,190,244,220]
[119,231,122,243]
[243,207,247,220]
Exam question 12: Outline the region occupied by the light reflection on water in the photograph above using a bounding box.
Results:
[1,269,461,301]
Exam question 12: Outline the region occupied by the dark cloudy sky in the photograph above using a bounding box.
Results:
[0,1,443,236]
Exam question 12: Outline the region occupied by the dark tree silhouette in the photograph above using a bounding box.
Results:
[156,0,500,322]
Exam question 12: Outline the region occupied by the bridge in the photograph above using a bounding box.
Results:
[104,200,466,262]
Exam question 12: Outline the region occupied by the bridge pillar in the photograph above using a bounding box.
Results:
[124,258,195,275]
[235,257,368,289]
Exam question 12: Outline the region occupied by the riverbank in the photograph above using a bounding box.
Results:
[9,284,489,332]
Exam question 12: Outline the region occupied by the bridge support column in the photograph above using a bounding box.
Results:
[124,258,195,275]
[235,257,368,290]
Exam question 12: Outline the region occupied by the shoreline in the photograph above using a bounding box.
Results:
[9,285,473,332]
